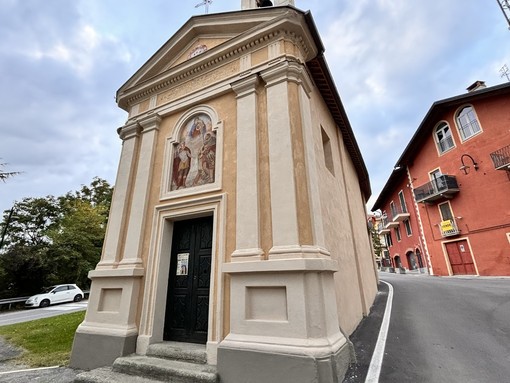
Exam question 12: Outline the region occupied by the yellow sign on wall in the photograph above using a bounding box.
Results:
[440,220,454,231]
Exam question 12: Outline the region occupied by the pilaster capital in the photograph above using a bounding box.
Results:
[118,120,142,140]
[260,60,313,95]
[138,113,162,133]
[231,74,261,98]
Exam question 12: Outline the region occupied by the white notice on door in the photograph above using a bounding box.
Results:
[177,253,189,276]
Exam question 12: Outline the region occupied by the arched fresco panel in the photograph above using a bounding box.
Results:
[171,113,216,190]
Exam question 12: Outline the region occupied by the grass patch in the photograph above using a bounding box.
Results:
[0,310,85,367]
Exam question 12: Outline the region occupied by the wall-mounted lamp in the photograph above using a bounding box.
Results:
[459,154,479,175]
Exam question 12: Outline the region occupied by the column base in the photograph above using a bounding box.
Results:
[217,340,351,383]
[70,331,137,370]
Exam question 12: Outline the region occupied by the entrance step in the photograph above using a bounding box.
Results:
[74,342,217,383]
[147,341,207,364]
[74,367,161,383]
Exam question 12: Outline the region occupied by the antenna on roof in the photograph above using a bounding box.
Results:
[496,0,510,29]
[500,64,510,82]
[195,0,213,14]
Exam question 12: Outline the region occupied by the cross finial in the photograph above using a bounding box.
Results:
[195,0,213,14]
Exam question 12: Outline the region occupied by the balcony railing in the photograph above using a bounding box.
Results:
[439,219,460,237]
[413,175,460,203]
[490,144,510,170]
[378,217,390,234]
[390,205,410,222]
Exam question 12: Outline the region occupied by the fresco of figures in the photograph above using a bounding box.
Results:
[171,114,216,190]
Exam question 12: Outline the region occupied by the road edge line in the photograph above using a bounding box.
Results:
[365,280,394,383]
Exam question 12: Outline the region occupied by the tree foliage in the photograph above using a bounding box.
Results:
[0,177,113,298]
[0,162,21,182]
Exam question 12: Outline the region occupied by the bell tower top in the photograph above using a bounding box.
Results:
[241,0,295,10]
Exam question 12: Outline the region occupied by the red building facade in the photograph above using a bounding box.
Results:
[373,82,510,276]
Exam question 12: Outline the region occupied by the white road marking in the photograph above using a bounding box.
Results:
[365,280,394,383]
[0,366,60,375]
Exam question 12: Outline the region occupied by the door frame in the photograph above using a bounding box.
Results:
[136,193,227,365]
[441,237,479,276]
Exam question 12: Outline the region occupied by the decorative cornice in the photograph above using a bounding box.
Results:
[122,30,283,108]
[120,13,316,110]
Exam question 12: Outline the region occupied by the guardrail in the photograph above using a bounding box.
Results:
[0,297,30,311]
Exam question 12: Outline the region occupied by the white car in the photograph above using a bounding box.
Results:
[25,284,84,308]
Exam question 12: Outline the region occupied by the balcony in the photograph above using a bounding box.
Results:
[490,144,510,170]
[439,219,460,237]
[390,205,410,222]
[377,217,390,234]
[413,175,460,203]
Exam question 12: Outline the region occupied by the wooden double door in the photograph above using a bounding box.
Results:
[164,216,213,344]
[445,240,476,275]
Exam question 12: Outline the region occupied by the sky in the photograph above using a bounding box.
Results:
[1,0,509,216]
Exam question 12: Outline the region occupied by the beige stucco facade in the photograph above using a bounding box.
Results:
[71,3,377,381]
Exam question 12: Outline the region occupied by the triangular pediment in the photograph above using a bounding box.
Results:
[117,7,319,105]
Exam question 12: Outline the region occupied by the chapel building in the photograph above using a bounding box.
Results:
[71,2,378,381]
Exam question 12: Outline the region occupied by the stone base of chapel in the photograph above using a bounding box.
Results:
[217,338,352,383]
[70,331,137,370]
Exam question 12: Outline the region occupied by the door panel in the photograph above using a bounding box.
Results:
[445,240,475,275]
[164,216,213,344]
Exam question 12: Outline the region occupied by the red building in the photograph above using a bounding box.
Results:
[373,81,510,276]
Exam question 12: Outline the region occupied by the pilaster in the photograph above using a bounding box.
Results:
[231,74,264,260]
[97,121,141,269]
[119,114,162,268]
[261,63,299,256]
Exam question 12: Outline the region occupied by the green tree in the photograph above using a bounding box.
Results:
[0,178,113,298]
[46,199,109,288]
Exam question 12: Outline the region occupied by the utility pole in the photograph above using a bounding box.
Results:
[497,0,510,29]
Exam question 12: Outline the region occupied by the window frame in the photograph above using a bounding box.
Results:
[434,121,455,154]
[394,226,402,242]
[398,190,408,214]
[455,105,482,141]
[404,219,412,236]
[386,233,393,247]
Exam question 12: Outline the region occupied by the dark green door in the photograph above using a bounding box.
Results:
[164,216,213,344]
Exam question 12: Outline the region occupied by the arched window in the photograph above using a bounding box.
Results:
[456,106,481,141]
[435,122,454,153]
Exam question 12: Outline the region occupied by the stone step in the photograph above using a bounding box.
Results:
[74,367,161,383]
[113,355,218,383]
[147,341,207,364]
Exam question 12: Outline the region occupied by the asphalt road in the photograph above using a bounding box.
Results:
[0,301,88,327]
[379,273,510,383]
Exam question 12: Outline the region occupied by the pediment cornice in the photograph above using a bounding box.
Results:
[116,7,318,111]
